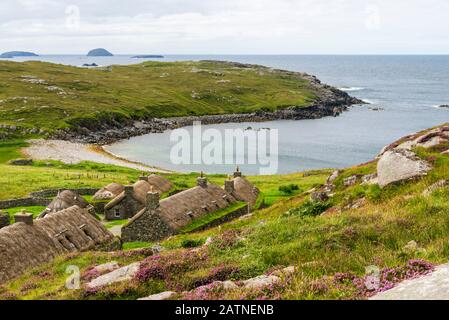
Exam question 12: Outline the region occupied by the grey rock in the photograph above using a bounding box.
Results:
[87,262,140,288]
[92,261,120,274]
[138,291,176,300]
[343,175,358,186]
[377,149,432,187]
[370,264,449,300]
[311,191,329,202]
[242,275,281,289]
[326,170,340,184]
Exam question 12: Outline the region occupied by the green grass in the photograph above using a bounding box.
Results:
[179,201,247,233]
[4,142,449,300]
[104,219,129,229]
[0,60,318,135]
[2,206,46,223]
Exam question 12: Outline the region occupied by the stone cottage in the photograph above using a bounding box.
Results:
[0,206,114,284]
[121,170,259,243]
[38,190,92,218]
[104,175,173,221]
[227,168,260,209]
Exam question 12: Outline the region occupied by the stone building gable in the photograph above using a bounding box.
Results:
[0,206,113,284]
[231,177,260,208]
[121,208,174,243]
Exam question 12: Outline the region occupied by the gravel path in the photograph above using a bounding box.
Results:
[370,263,449,300]
[23,139,170,173]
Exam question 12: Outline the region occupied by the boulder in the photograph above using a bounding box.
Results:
[138,291,176,300]
[311,191,329,202]
[86,262,140,288]
[342,198,367,211]
[92,261,119,274]
[271,266,297,277]
[377,149,432,187]
[326,170,340,184]
[343,175,358,186]
[242,275,280,289]
[361,173,378,185]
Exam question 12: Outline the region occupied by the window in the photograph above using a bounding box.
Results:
[114,208,121,218]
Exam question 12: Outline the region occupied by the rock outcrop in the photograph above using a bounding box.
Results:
[377,149,432,187]
[87,262,140,288]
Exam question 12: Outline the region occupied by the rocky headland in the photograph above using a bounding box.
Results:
[51,63,363,144]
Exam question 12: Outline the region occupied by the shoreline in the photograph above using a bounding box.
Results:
[52,103,363,146]
[22,139,172,173]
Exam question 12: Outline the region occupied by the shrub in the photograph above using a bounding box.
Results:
[285,200,331,217]
[181,239,204,248]
[278,184,300,195]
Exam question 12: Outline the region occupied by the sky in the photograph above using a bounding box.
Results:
[1,0,449,54]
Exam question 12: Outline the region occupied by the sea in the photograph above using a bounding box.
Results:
[5,54,449,174]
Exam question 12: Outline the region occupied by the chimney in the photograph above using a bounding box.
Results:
[146,187,160,210]
[197,171,208,188]
[15,210,33,226]
[124,185,133,196]
[233,166,242,178]
[225,179,235,194]
[139,172,149,182]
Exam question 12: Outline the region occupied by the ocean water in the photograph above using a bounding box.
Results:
[7,55,449,174]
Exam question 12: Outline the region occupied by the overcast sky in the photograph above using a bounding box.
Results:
[1,0,449,54]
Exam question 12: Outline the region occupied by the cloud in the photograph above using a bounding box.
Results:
[0,0,448,54]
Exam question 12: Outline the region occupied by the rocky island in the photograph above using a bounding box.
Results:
[0,51,38,58]
[87,48,113,56]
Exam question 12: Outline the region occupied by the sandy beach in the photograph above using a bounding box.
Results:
[22,139,171,173]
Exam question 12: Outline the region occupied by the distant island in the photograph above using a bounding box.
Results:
[132,55,164,59]
[82,63,98,67]
[0,51,38,58]
[87,48,113,57]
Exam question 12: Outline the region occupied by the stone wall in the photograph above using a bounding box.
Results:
[0,213,10,229]
[0,197,51,210]
[121,210,174,243]
[29,188,99,198]
[0,188,99,210]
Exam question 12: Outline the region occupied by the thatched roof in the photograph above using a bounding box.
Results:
[0,206,113,284]
[105,176,172,210]
[93,183,124,200]
[147,175,173,194]
[40,190,89,218]
[232,177,260,207]
[130,182,237,231]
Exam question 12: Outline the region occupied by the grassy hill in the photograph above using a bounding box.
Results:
[0,60,324,135]
[2,125,449,300]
